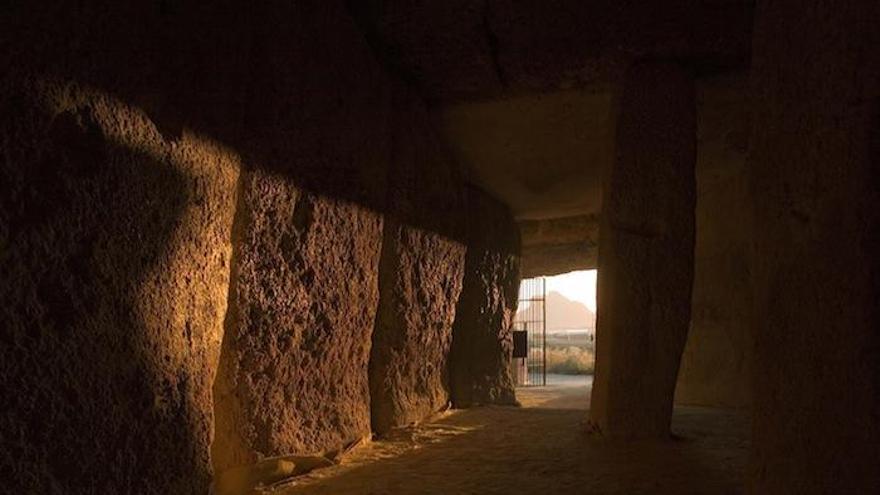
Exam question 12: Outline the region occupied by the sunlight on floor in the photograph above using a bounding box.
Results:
[271,381,748,495]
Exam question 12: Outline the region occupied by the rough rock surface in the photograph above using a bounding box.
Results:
[519,215,598,278]
[675,76,752,409]
[1,0,401,488]
[0,2,245,493]
[213,171,384,471]
[369,86,467,434]
[0,82,240,493]
[211,0,391,472]
[589,62,696,439]
[747,1,880,492]
[449,187,521,408]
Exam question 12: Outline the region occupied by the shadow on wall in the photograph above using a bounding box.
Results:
[0,90,234,493]
[2,0,520,492]
[0,0,476,240]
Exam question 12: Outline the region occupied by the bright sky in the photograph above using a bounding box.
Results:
[545,269,597,312]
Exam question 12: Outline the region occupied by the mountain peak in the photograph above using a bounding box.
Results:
[516,290,595,330]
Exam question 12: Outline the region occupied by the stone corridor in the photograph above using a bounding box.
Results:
[3,1,877,493]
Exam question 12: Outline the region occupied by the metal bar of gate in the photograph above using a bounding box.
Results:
[513,276,547,386]
[542,277,547,386]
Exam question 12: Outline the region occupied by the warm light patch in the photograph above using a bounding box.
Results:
[545,269,597,313]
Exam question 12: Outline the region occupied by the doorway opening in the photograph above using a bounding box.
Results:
[512,270,597,387]
[512,277,546,386]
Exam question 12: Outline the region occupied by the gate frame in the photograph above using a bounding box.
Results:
[512,277,546,386]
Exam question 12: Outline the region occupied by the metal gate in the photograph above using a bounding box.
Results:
[512,277,546,386]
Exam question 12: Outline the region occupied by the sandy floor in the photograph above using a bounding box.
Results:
[269,378,749,495]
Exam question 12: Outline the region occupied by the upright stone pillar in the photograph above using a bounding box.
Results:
[449,187,521,408]
[369,85,467,435]
[748,1,880,492]
[589,62,696,439]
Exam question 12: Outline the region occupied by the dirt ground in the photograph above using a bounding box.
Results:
[269,378,749,495]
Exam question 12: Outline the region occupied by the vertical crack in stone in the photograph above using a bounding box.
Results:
[211,165,249,478]
[368,215,399,434]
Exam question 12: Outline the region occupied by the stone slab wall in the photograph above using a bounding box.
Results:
[0,19,242,493]
[211,0,392,472]
[213,172,384,471]
[0,0,530,490]
[675,77,752,409]
[449,187,521,408]
[747,1,880,492]
[369,86,467,434]
[0,0,395,489]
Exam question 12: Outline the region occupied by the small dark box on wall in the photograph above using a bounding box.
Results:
[512,330,528,358]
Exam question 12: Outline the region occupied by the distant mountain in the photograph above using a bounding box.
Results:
[516,290,595,330]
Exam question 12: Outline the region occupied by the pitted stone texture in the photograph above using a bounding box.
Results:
[589,62,696,439]
[371,226,466,433]
[3,0,396,491]
[370,86,467,434]
[0,82,240,494]
[213,171,383,471]
[211,0,393,473]
[0,2,246,492]
[748,1,880,492]
[450,188,520,408]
